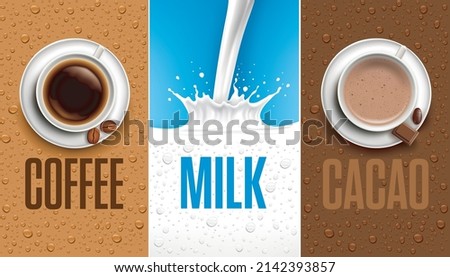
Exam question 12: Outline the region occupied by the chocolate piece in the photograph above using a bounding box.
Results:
[87,128,100,144]
[392,124,419,145]
[100,120,117,133]
[412,108,422,124]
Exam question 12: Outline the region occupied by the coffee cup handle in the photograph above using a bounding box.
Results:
[392,123,419,146]
[93,45,105,59]
[395,45,406,59]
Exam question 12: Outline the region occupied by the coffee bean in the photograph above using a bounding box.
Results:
[100,120,117,133]
[87,128,100,144]
[412,108,422,124]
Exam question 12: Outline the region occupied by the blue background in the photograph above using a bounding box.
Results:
[150,0,299,128]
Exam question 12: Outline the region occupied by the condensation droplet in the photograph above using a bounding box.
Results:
[206,217,217,227]
[162,153,173,164]
[368,7,376,14]
[265,183,275,193]
[235,244,243,252]
[304,204,312,213]
[2,204,10,213]
[436,220,445,229]
[112,234,122,243]
[280,159,291,169]
[2,178,9,184]
[138,205,147,213]
[348,242,357,252]
[113,42,120,49]
[67,236,76,244]
[23,229,33,238]
[419,5,428,14]
[441,205,448,213]
[434,20,441,29]
[47,243,55,252]
[245,222,256,233]
[118,5,127,14]
[74,26,82,34]
[132,20,139,29]
[21,34,30,43]
[183,145,194,153]
[415,42,422,49]
[430,155,439,163]
[441,183,448,190]
[324,229,334,238]
[369,235,377,243]
[413,233,423,243]
[154,238,164,247]
[30,5,40,14]
[310,105,320,114]
[322,33,331,43]
[376,26,384,34]
[135,220,144,229]
[128,155,137,163]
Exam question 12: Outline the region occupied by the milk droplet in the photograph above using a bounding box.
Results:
[23,229,33,238]
[47,243,55,252]
[118,5,127,14]
[162,153,173,164]
[324,229,334,238]
[21,34,30,43]
[348,242,357,252]
[154,238,164,247]
[265,183,276,193]
[436,220,446,229]
[310,105,320,114]
[322,33,331,43]
[112,234,122,243]
[128,155,137,163]
[67,236,76,244]
[206,217,217,227]
[243,86,249,92]
[199,72,205,78]
[280,159,291,169]
[135,220,144,229]
[30,5,40,14]
[369,235,377,243]
[413,233,423,243]
[419,5,428,14]
[245,222,256,233]
[1,135,10,143]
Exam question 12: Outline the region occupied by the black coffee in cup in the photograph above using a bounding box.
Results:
[43,59,109,125]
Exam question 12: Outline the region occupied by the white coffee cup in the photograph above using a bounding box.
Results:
[337,46,417,132]
[36,46,115,132]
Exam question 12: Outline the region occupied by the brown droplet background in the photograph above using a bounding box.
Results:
[302,0,448,256]
[0,0,148,256]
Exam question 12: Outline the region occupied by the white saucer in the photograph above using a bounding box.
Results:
[321,38,431,149]
[20,39,130,149]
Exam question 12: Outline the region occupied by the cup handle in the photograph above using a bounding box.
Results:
[392,123,419,146]
[395,45,406,59]
[93,45,105,59]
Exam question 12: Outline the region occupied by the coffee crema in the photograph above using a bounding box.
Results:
[343,57,412,125]
[43,59,109,125]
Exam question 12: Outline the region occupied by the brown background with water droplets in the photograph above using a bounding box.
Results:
[0,0,148,256]
[301,0,449,256]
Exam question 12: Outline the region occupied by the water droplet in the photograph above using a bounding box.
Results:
[135,220,144,229]
[245,222,256,233]
[113,42,120,49]
[128,155,137,163]
[118,5,127,14]
[434,20,441,29]
[430,155,439,163]
[348,242,357,252]
[324,229,334,238]
[396,0,402,7]
[47,243,55,252]
[2,178,9,184]
[67,7,74,15]
[112,234,122,243]
[21,34,30,43]
[441,205,448,213]
[183,145,194,153]
[369,235,377,243]
[322,33,331,43]
[138,205,147,213]
[376,26,384,34]
[413,233,423,243]
[441,183,447,190]
[67,236,76,244]
[206,217,217,227]
[156,207,165,215]
[30,5,40,14]
[235,244,243,252]
[419,5,428,14]
[2,204,10,213]
[162,153,173,164]
[265,183,275,193]
[132,20,139,29]
[154,238,164,247]
[443,4,448,10]
[74,26,82,34]
[1,135,10,143]
[304,204,312,213]
[436,220,445,229]
[23,229,33,238]
[368,7,376,14]
[310,105,320,114]
[280,159,291,169]
[415,42,422,49]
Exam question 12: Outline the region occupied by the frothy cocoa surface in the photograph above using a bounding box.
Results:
[343,57,412,125]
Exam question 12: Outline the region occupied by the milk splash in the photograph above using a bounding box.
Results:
[168,0,285,126]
